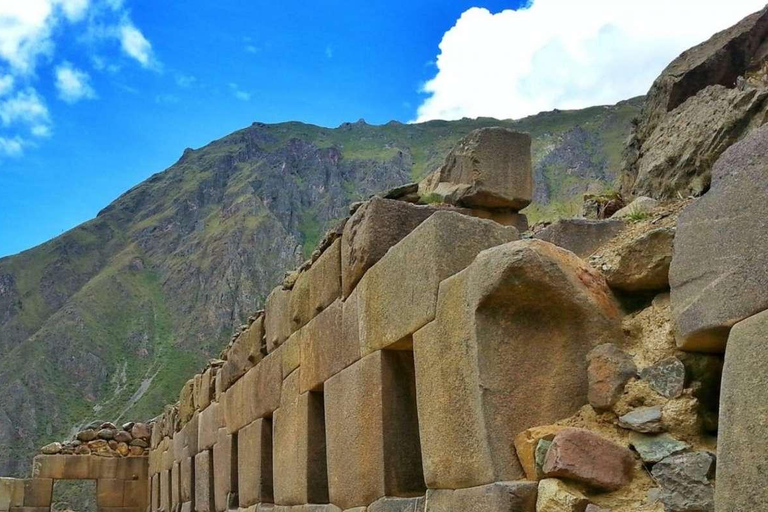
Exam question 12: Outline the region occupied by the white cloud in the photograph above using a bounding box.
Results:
[0,0,55,74]
[55,61,96,103]
[325,45,334,59]
[0,75,14,96]
[0,88,50,128]
[0,136,24,157]
[416,0,768,122]
[56,0,90,22]
[175,73,196,88]
[119,22,155,68]
[229,83,251,101]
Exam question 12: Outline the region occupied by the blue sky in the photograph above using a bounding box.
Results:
[0,0,765,258]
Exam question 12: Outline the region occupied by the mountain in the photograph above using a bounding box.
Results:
[0,97,641,476]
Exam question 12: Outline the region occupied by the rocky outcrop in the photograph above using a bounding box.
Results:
[670,123,768,352]
[620,6,768,199]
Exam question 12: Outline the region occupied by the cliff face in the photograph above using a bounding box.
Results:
[0,103,639,477]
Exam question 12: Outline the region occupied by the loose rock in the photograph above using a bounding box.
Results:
[587,344,637,411]
[536,478,590,512]
[618,406,664,434]
[641,357,685,398]
[629,433,689,464]
[651,452,715,512]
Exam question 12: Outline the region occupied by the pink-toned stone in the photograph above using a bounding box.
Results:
[542,429,635,491]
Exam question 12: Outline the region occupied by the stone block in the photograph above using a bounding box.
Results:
[272,372,328,506]
[670,124,768,352]
[341,197,438,298]
[426,127,533,210]
[195,450,214,512]
[414,240,621,489]
[325,352,424,509]
[0,478,25,511]
[534,218,624,258]
[200,390,224,444]
[653,452,715,512]
[300,300,359,393]
[222,350,282,434]
[98,508,143,512]
[424,481,538,512]
[22,480,51,508]
[199,367,216,412]
[171,463,180,511]
[221,319,264,392]
[281,330,302,379]
[179,378,196,426]
[213,429,235,512]
[151,474,159,512]
[124,480,148,509]
[265,287,292,352]
[238,418,274,507]
[10,508,54,512]
[367,496,425,512]
[602,227,675,292]
[290,238,342,331]
[98,479,126,508]
[160,470,171,512]
[513,426,572,480]
[717,310,768,511]
[32,455,91,479]
[542,429,635,491]
[536,479,589,512]
[359,211,519,355]
[179,456,193,504]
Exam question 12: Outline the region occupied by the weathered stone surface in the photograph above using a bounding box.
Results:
[618,406,664,434]
[534,441,554,481]
[360,211,519,356]
[367,496,425,512]
[325,351,424,509]
[290,238,341,330]
[423,127,532,210]
[621,6,768,198]
[629,433,689,464]
[543,429,635,492]
[22,480,51,508]
[612,197,659,219]
[173,413,198,462]
[265,287,292,352]
[536,479,590,512]
[194,450,214,512]
[272,372,328,506]
[424,481,538,512]
[513,426,571,481]
[670,122,768,352]
[717,310,768,511]
[586,344,637,412]
[222,350,282,433]
[160,470,171,512]
[640,357,685,398]
[98,479,125,508]
[652,452,715,512]
[281,329,302,379]
[179,379,196,425]
[179,456,193,503]
[151,474,159,512]
[198,368,216,412]
[124,480,148,508]
[39,443,61,455]
[213,429,234,512]
[602,227,674,292]
[414,240,621,489]
[0,478,24,511]
[300,299,359,393]
[534,219,625,258]
[341,197,439,298]
[238,418,273,507]
[198,402,224,451]
[221,319,264,391]
[31,455,147,481]
[585,506,611,512]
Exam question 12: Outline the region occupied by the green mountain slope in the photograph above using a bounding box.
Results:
[0,97,641,475]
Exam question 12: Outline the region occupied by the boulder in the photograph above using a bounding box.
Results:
[587,344,637,411]
[717,310,768,511]
[40,443,61,455]
[620,6,768,198]
[542,429,635,492]
[513,425,572,480]
[640,357,685,399]
[617,406,664,434]
[341,197,438,298]
[414,240,622,489]
[536,479,590,512]
[534,219,624,258]
[670,122,768,352]
[611,196,659,219]
[629,433,690,464]
[652,452,715,512]
[420,127,532,210]
[424,481,538,512]
[602,227,675,292]
[358,211,518,356]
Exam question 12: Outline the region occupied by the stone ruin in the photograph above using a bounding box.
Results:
[6,9,768,509]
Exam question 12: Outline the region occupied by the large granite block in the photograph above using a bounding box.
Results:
[238,418,274,507]
[265,287,292,352]
[222,350,282,434]
[413,240,621,489]
[424,481,537,512]
[290,238,342,331]
[194,450,214,512]
[358,211,518,355]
